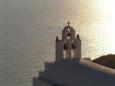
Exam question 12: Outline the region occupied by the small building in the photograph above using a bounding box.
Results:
[33,22,115,86]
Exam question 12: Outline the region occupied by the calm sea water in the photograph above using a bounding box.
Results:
[1,0,115,86]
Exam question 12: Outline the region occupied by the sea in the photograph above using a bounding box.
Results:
[1,0,115,86]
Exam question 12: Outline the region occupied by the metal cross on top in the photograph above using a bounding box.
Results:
[67,21,70,26]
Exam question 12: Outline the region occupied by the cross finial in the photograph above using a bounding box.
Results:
[67,21,70,26]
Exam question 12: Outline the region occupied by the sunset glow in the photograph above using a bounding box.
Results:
[75,0,115,59]
[97,0,115,15]
[90,0,115,58]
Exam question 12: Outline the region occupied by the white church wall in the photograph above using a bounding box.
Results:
[33,77,53,86]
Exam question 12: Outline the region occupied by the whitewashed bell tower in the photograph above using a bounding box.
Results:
[56,22,81,61]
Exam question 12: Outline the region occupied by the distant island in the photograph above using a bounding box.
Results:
[92,54,115,69]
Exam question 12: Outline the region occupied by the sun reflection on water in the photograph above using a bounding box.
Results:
[72,0,115,59]
[93,0,115,58]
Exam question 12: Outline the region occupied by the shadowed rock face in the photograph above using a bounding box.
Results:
[92,54,115,69]
[39,60,115,86]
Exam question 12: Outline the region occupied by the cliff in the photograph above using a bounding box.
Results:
[92,54,115,69]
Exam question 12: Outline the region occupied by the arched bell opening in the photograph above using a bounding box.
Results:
[67,28,71,40]
[71,42,76,59]
[63,43,68,59]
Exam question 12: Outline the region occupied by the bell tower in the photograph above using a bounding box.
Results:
[55,22,81,62]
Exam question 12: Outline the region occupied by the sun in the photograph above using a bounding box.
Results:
[95,0,115,54]
[97,0,115,16]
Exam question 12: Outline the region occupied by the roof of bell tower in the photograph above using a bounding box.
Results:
[63,21,75,32]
